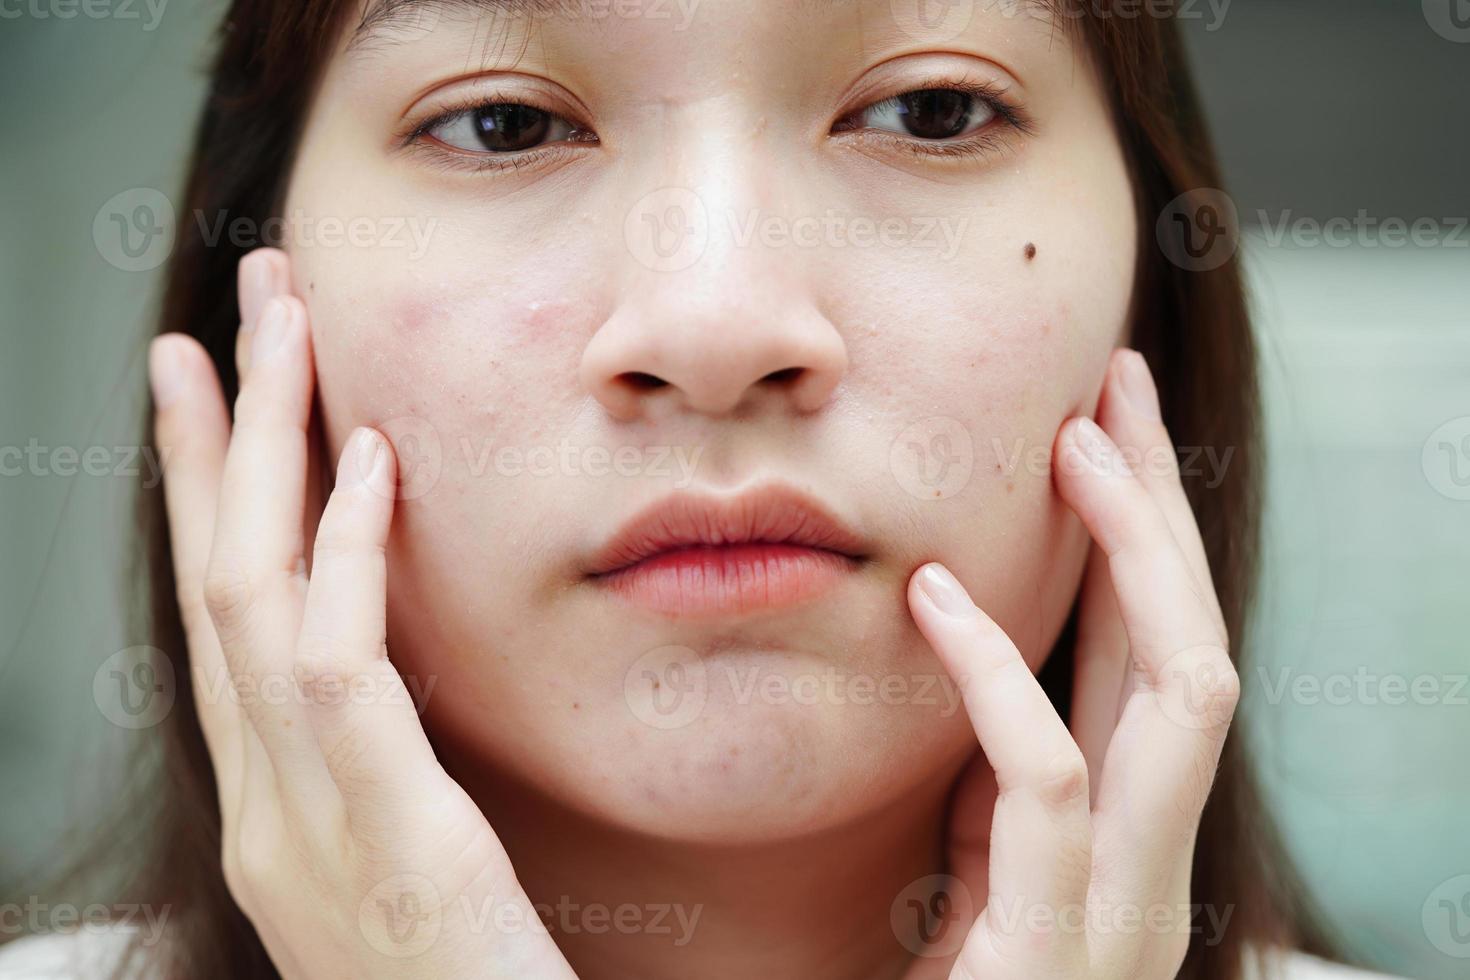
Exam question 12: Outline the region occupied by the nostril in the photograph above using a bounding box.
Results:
[619,371,669,391]
[761,367,804,385]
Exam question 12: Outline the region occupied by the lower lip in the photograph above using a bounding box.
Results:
[595,543,857,617]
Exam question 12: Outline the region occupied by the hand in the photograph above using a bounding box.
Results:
[904,348,1238,979]
[149,248,576,980]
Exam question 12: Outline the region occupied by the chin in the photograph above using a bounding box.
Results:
[578,674,976,844]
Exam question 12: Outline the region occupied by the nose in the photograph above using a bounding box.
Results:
[580,214,848,422]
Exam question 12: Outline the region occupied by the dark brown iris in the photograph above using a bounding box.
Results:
[894,89,974,140]
[471,104,552,152]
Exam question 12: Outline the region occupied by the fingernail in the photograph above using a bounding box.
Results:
[1073,417,1121,474]
[148,336,185,409]
[252,298,292,366]
[917,564,974,617]
[1118,350,1161,422]
[338,429,383,488]
[238,254,274,334]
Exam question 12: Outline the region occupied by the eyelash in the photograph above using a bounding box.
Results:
[833,78,1035,162]
[400,95,599,174]
[400,77,1034,173]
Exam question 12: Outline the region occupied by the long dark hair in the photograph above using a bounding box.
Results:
[15,1,1347,977]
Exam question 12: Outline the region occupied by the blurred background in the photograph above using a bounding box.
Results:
[1,1,1467,976]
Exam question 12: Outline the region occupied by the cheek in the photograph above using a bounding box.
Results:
[296,246,603,458]
[818,192,1132,660]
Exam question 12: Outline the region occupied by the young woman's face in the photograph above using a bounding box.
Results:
[283,0,1137,841]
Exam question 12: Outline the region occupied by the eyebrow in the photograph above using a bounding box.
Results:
[349,0,565,50]
[349,0,1063,52]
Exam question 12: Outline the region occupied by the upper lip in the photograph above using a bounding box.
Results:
[585,485,869,576]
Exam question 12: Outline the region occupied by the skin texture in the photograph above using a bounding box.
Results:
[141,1,1241,977]
[284,0,1135,842]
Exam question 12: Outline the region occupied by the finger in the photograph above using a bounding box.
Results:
[149,334,255,819]
[235,248,292,383]
[1052,418,1238,872]
[205,295,318,762]
[908,563,1091,975]
[1095,349,1223,631]
[293,433,448,825]
[1052,417,1226,661]
[1068,547,1131,807]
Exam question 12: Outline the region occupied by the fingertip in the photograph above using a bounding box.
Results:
[1113,348,1162,423]
[237,248,292,329]
[1053,415,1131,488]
[909,562,977,619]
[148,334,189,411]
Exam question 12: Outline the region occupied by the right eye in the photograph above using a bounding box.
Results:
[424,103,591,154]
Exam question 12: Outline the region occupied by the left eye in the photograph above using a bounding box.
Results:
[426,103,584,153]
[845,88,996,141]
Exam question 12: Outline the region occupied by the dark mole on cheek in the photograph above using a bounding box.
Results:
[1024,243,1037,261]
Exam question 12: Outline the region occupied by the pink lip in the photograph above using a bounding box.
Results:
[585,487,868,617]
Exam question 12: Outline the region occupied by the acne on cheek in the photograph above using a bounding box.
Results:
[314,287,607,487]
